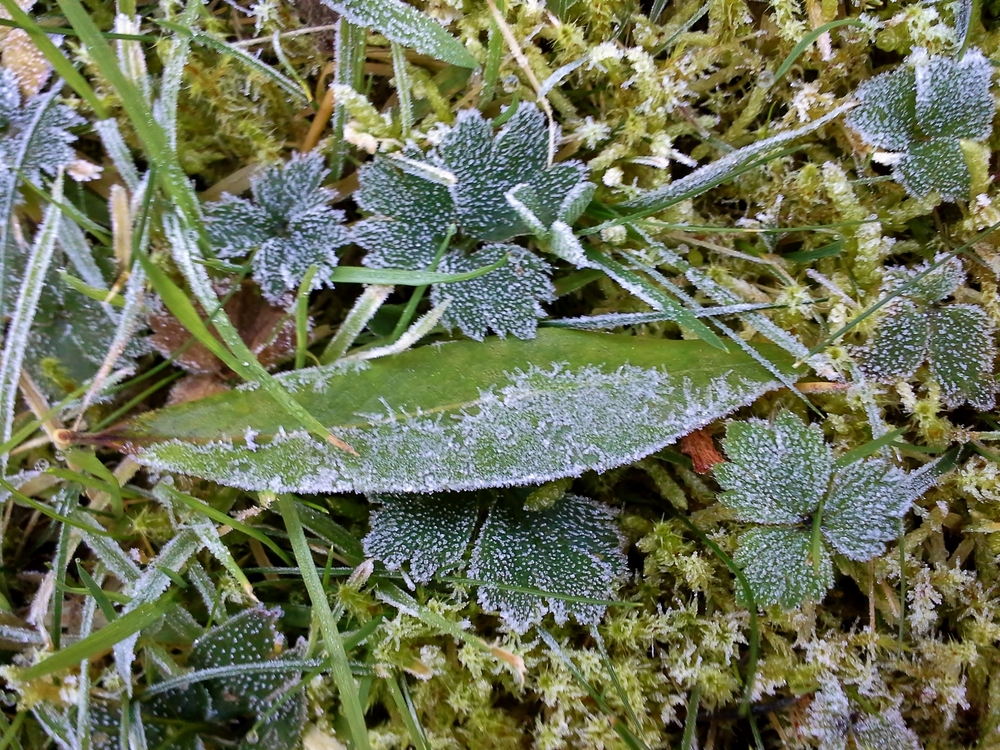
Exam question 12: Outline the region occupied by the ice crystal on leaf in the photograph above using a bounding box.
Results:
[859,256,996,409]
[363,492,480,582]
[717,411,941,608]
[353,103,591,338]
[469,494,626,634]
[0,68,83,183]
[802,681,921,750]
[157,606,306,748]
[431,244,554,340]
[846,48,994,201]
[204,152,350,306]
[363,492,625,633]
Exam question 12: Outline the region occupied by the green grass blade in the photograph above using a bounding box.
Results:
[583,249,725,349]
[295,265,320,369]
[76,562,119,623]
[277,494,371,750]
[156,483,292,565]
[58,272,125,308]
[329,257,506,285]
[19,596,175,681]
[154,19,309,104]
[771,19,865,88]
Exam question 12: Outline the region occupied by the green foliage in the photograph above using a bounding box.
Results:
[859,256,996,408]
[365,492,626,633]
[354,103,590,339]
[846,48,994,201]
[4,0,1000,747]
[205,152,351,306]
[717,411,940,608]
[105,330,796,494]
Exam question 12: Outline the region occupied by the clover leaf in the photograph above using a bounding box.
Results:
[352,102,592,339]
[363,492,626,633]
[846,48,994,201]
[859,256,997,409]
[204,152,350,306]
[716,411,940,609]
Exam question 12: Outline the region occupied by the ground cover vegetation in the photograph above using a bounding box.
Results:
[0,0,998,747]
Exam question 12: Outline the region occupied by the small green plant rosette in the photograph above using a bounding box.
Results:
[204,151,351,306]
[716,411,939,609]
[352,102,591,339]
[846,48,995,201]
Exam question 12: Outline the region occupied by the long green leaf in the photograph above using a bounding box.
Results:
[19,596,175,681]
[83,330,797,494]
[319,0,478,68]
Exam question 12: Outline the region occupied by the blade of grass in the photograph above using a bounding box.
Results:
[583,249,725,349]
[537,628,650,750]
[19,595,176,681]
[156,483,291,565]
[295,265,319,369]
[833,428,906,468]
[76,562,118,623]
[0,175,64,484]
[58,272,125,308]
[276,493,371,750]
[681,685,701,750]
[319,285,393,364]
[770,19,865,89]
[385,677,431,750]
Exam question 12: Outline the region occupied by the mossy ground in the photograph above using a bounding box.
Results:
[3,0,1000,748]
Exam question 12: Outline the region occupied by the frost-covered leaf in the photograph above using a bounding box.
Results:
[846,66,917,152]
[101,329,797,494]
[915,50,994,140]
[468,494,626,633]
[716,411,833,525]
[852,710,922,750]
[734,527,833,609]
[354,151,454,270]
[0,74,83,182]
[927,304,997,409]
[859,299,930,383]
[363,493,480,582]
[556,181,597,226]
[319,0,477,68]
[621,104,850,214]
[431,244,554,340]
[204,152,350,305]
[802,681,851,750]
[822,460,917,560]
[883,254,964,304]
[434,105,589,242]
[895,137,970,201]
